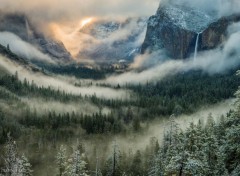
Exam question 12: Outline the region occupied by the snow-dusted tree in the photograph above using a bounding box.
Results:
[168,114,180,146]
[231,165,240,176]
[2,133,18,176]
[213,150,228,176]
[215,115,226,142]
[165,131,190,176]
[148,116,180,176]
[105,141,122,176]
[130,150,143,175]
[2,133,32,176]
[148,150,165,176]
[183,157,206,176]
[18,155,33,176]
[67,149,88,176]
[56,145,67,176]
[224,120,240,174]
[94,155,102,176]
[223,71,240,174]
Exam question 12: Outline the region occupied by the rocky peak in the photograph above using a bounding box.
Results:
[156,5,215,33]
[0,13,72,62]
[141,3,240,59]
[0,13,30,41]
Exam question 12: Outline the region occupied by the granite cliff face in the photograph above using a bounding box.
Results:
[0,13,71,61]
[141,4,240,59]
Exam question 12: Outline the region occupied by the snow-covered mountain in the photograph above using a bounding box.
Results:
[0,13,148,64]
[155,5,216,33]
[78,17,148,62]
[142,3,240,59]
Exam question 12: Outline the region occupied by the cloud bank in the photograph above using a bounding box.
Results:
[0,0,159,23]
[0,32,55,63]
[0,0,158,59]
[106,24,240,85]
[114,99,235,152]
[22,98,111,115]
[0,54,130,100]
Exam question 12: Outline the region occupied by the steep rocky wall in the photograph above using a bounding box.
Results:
[0,13,71,61]
[141,4,240,59]
[201,14,240,50]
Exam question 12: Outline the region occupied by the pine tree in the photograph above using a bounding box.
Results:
[2,133,18,176]
[165,131,189,176]
[130,150,143,176]
[94,155,102,176]
[67,149,88,176]
[105,141,122,176]
[2,133,32,176]
[57,145,67,176]
[231,165,240,176]
[18,155,33,176]
[148,150,165,176]
[214,150,228,176]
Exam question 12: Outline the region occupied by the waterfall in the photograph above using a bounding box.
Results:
[194,33,200,61]
[25,19,31,41]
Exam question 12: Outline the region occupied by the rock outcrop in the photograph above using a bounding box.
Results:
[0,13,71,61]
[141,4,240,59]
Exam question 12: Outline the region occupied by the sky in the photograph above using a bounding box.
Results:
[0,0,160,23]
[2,0,238,25]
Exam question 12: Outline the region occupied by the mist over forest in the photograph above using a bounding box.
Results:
[0,0,240,175]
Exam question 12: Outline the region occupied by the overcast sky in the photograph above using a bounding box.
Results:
[0,0,160,23]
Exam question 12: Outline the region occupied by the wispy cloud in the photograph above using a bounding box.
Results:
[0,0,159,23]
[0,32,56,64]
[106,26,240,85]
[0,54,130,99]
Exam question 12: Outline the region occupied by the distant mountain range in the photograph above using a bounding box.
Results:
[0,13,148,64]
[0,1,239,65]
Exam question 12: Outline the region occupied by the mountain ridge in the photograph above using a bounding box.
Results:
[0,13,72,62]
[141,3,240,59]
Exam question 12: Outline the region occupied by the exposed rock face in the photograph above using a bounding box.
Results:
[141,4,240,59]
[33,37,71,61]
[201,15,240,50]
[0,13,71,61]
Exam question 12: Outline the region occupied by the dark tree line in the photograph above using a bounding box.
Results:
[127,70,240,119]
[0,70,239,143]
[0,73,83,102]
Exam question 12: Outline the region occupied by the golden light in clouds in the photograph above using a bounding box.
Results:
[81,18,93,28]
[49,17,94,58]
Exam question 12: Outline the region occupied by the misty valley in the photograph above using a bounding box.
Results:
[0,0,240,176]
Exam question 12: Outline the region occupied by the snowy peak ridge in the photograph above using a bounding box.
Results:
[157,5,215,33]
[142,2,240,59]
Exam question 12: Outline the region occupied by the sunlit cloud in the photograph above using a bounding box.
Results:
[48,18,97,57]
[81,18,93,28]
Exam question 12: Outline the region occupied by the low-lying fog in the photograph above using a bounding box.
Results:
[0,55,130,100]
[22,97,111,115]
[99,99,235,155]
